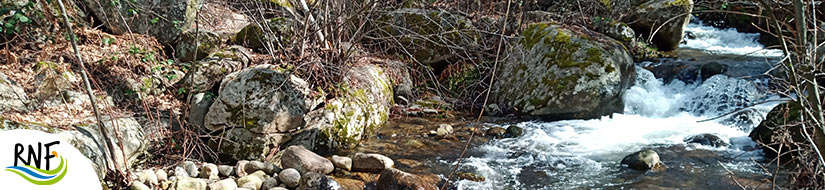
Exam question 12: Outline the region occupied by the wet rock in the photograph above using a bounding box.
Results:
[282,145,335,174]
[0,73,28,112]
[352,153,394,173]
[263,162,281,175]
[700,62,727,81]
[175,30,222,62]
[208,178,238,190]
[171,177,207,190]
[262,177,280,190]
[685,133,729,147]
[486,127,506,138]
[130,182,151,190]
[436,124,453,137]
[621,149,661,170]
[624,0,694,51]
[750,102,806,158]
[205,64,308,161]
[506,125,523,138]
[200,163,219,180]
[495,23,635,120]
[330,155,353,171]
[217,165,234,177]
[279,168,302,188]
[456,172,485,182]
[300,172,340,190]
[82,0,202,44]
[181,161,199,178]
[376,168,437,190]
[238,171,268,190]
[234,17,295,50]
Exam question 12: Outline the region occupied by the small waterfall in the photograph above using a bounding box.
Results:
[681,19,783,57]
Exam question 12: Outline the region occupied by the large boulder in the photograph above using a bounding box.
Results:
[81,0,203,44]
[750,102,805,158]
[177,46,250,93]
[0,72,28,113]
[281,145,335,174]
[233,17,295,50]
[370,8,479,65]
[175,30,222,62]
[205,64,309,160]
[624,0,694,51]
[298,62,393,151]
[495,23,635,120]
[1,116,150,180]
[376,168,437,190]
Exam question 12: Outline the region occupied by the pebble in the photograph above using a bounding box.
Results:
[330,155,352,171]
[279,168,301,188]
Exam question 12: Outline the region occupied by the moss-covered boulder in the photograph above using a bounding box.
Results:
[370,8,479,65]
[81,0,203,45]
[211,128,291,162]
[322,63,393,149]
[495,23,635,120]
[749,102,806,158]
[205,64,310,133]
[624,0,693,51]
[175,30,223,62]
[177,46,250,93]
[233,17,295,50]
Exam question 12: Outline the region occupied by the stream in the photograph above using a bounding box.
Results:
[448,19,785,189]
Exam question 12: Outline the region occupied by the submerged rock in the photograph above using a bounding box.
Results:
[685,133,729,147]
[495,23,635,120]
[506,125,523,138]
[700,62,727,81]
[376,168,437,190]
[621,149,661,171]
[486,127,506,138]
[624,0,694,51]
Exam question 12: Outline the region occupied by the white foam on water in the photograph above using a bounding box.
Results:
[681,20,783,57]
[454,67,778,189]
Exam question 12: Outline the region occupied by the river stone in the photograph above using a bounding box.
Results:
[174,166,189,178]
[624,0,694,51]
[218,165,234,177]
[486,127,506,138]
[279,168,301,188]
[156,169,168,182]
[200,163,219,179]
[262,177,280,190]
[376,168,437,190]
[700,62,727,81]
[495,23,635,120]
[621,149,661,170]
[436,124,453,137]
[212,128,291,161]
[171,177,208,190]
[0,72,28,112]
[330,155,352,171]
[205,64,309,133]
[685,133,729,147]
[244,160,266,174]
[282,145,335,174]
[299,172,340,190]
[238,171,268,190]
[81,0,202,44]
[181,161,199,178]
[236,160,250,177]
[130,182,151,190]
[318,63,394,149]
[137,169,159,186]
[352,153,394,173]
[209,178,238,190]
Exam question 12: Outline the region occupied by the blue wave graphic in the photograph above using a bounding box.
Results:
[4,166,58,180]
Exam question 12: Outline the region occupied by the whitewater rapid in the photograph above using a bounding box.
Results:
[451,19,782,189]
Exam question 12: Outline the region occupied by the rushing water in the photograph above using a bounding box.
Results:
[450,20,783,189]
